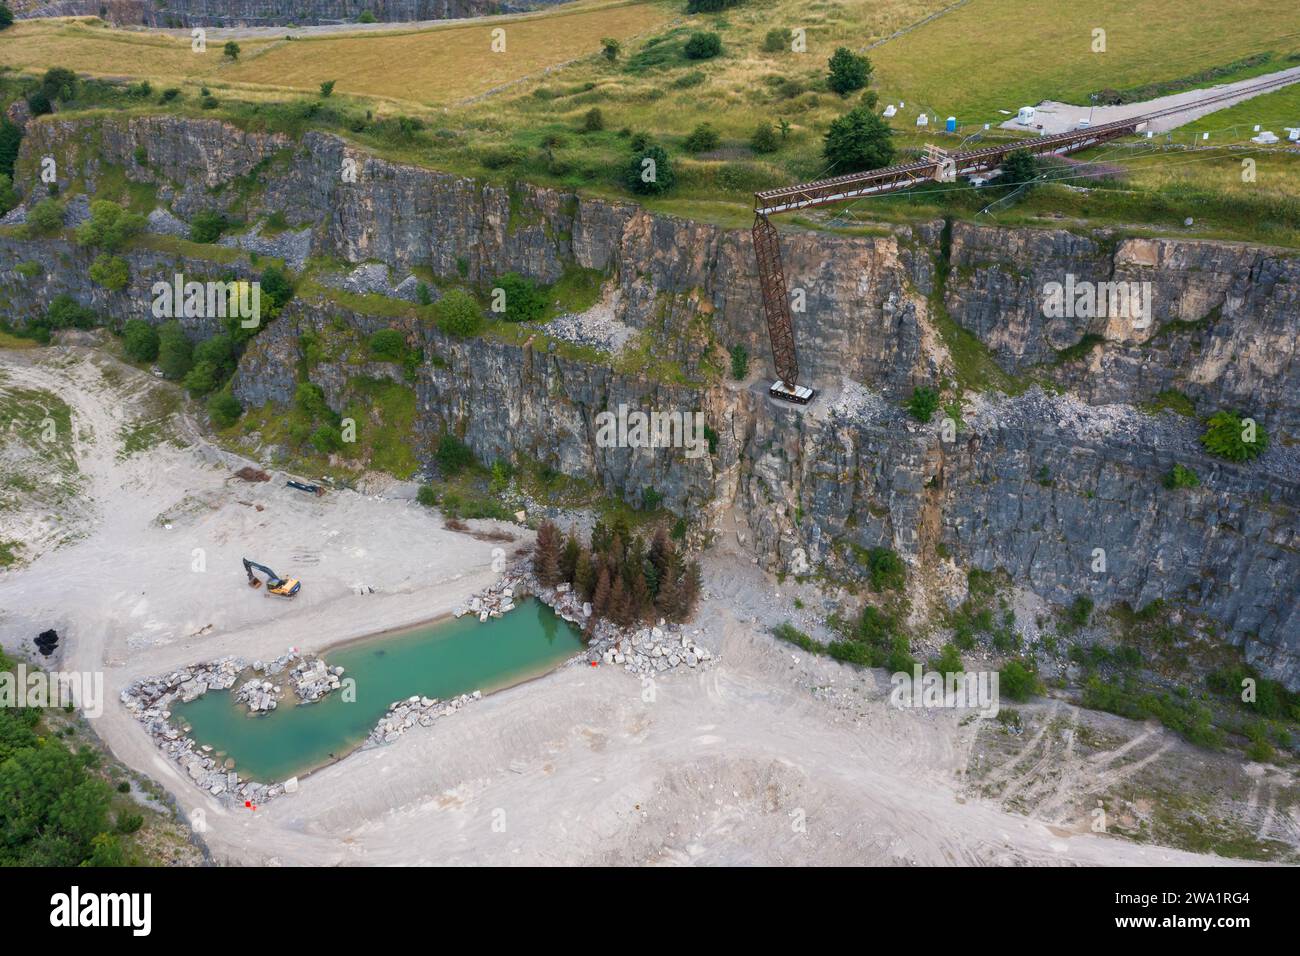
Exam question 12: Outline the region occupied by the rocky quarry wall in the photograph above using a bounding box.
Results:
[16,0,560,27]
[3,115,1297,686]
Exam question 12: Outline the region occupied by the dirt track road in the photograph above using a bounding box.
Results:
[0,347,1256,865]
[1001,65,1300,135]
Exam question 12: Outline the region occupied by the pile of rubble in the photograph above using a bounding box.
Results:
[234,676,280,713]
[366,691,482,746]
[289,658,345,702]
[453,576,527,622]
[601,626,713,676]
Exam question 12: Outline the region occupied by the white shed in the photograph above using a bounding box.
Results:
[882,104,897,117]
[1016,106,1035,124]
[916,113,929,127]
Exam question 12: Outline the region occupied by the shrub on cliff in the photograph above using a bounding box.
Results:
[75,201,145,252]
[45,295,95,330]
[999,660,1041,702]
[435,289,484,338]
[368,328,407,361]
[435,433,474,475]
[189,209,228,244]
[0,4,13,30]
[207,391,242,428]
[906,386,940,422]
[491,273,546,323]
[223,41,240,61]
[1163,464,1200,489]
[258,265,295,318]
[88,254,129,292]
[24,198,65,237]
[122,319,159,362]
[156,321,193,380]
[1200,411,1268,462]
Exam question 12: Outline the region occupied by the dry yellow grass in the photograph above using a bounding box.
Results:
[224,4,674,102]
[0,3,674,105]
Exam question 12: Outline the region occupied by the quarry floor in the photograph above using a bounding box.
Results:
[0,345,1290,866]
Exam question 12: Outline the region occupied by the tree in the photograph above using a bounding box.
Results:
[827,47,871,95]
[319,80,336,97]
[0,119,21,180]
[601,37,621,61]
[435,289,484,338]
[592,566,611,618]
[75,200,146,252]
[560,528,581,583]
[993,149,1040,189]
[189,209,228,243]
[435,432,474,475]
[624,143,674,196]
[684,32,722,60]
[1163,463,1200,489]
[763,28,791,53]
[683,122,719,153]
[182,360,218,395]
[368,328,407,361]
[533,520,563,587]
[88,254,129,291]
[582,107,604,132]
[823,106,895,172]
[729,344,749,379]
[223,41,241,61]
[156,321,193,380]
[122,319,159,362]
[0,3,13,30]
[39,67,77,103]
[24,198,65,236]
[259,264,295,317]
[1200,410,1268,462]
[750,121,779,153]
[207,391,242,428]
[493,273,547,323]
[906,385,940,422]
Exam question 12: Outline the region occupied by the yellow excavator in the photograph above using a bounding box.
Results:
[242,558,301,598]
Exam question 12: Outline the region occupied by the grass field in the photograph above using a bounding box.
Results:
[0,3,674,105]
[868,0,1300,122]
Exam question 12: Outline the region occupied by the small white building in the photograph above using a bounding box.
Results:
[882,104,897,117]
[1284,127,1300,142]
[1252,130,1279,144]
[916,113,929,127]
[1016,106,1036,124]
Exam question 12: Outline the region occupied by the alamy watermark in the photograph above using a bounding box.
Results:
[0,663,103,718]
[1041,274,1152,328]
[594,404,708,459]
[152,274,261,328]
[889,665,1000,718]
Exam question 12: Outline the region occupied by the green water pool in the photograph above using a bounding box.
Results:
[171,598,584,783]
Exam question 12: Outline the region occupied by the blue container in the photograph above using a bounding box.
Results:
[945,116,957,132]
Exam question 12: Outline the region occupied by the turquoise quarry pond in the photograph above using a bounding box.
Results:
[171,598,584,783]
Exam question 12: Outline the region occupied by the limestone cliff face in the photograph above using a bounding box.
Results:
[946,222,1300,432]
[17,0,560,27]
[4,115,1299,687]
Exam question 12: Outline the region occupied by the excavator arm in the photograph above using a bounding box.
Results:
[242,558,301,597]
